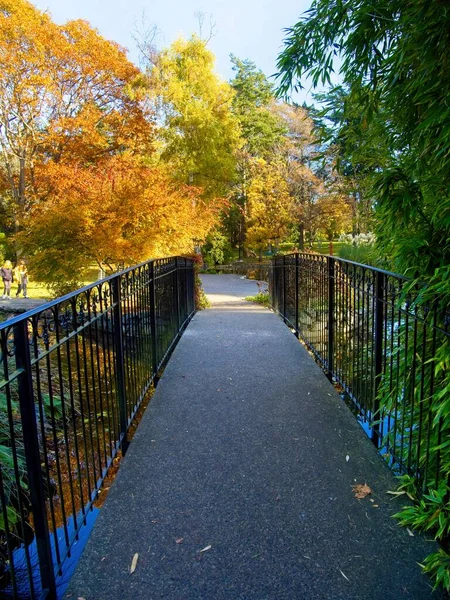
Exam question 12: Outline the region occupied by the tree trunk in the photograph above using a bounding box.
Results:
[298,222,305,250]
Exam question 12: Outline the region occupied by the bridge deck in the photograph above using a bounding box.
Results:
[65,275,441,600]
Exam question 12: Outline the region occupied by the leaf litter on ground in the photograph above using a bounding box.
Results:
[130,553,139,574]
[352,483,372,499]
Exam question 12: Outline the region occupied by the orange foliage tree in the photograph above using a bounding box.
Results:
[0,0,222,293]
[19,155,218,293]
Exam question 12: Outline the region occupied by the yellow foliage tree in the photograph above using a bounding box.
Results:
[149,36,242,201]
[316,191,353,242]
[246,158,294,260]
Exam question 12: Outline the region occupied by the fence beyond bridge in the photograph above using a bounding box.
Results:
[0,257,194,599]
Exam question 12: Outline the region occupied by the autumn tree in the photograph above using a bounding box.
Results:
[311,85,392,235]
[227,57,286,256]
[148,36,241,201]
[1,3,225,292]
[0,0,64,233]
[246,158,294,261]
[0,0,153,258]
[20,156,215,294]
[316,191,352,242]
[270,101,322,248]
[0,0,150,238]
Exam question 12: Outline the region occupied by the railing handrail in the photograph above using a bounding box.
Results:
[272,251,410,282]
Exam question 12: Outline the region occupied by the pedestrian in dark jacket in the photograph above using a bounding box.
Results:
[1,260,13,299]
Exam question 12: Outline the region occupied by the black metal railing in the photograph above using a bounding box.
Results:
[270,253,450,488]
[0,256,195,599]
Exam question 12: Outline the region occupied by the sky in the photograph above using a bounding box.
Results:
[31,0,317,104]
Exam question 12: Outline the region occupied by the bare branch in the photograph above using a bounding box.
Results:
[194,10,217,43]
[132,11,161,70]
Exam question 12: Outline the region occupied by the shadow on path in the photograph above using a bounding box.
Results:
[65,275,443,600]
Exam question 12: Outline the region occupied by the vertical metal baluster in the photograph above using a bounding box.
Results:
[33,315,62,567]
[415,304,428,487]
[14,320,57,600]
[44,309,70,563]
[327,256,335,380]
[86,293,103,481]
[282,255,287,322]
[425,304,437,489]
[294,253,299,337]
[407,302,419,471]
[111,276,128,453]
[92,290,108,473]
[1,328,35,597]
[54,306,78,548]
[149,261,159,381]
[98,287,114,461]
[372,271,384,447]
[175,258,181,333]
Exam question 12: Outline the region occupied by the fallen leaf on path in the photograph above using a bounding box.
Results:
[346,455,350,462]
[199,545,212,553]
[407,528,414,537]
[130,553,139,574]
[352,483,372,499]
[175,538,184,544]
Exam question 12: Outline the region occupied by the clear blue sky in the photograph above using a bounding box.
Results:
[31,0,317,103]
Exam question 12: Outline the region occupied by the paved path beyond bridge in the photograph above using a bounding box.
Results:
[66,275,442,600]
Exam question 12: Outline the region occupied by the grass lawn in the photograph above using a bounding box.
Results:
[23,265,102,300]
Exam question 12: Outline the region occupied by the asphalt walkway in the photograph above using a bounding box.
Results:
[65,275,442,600]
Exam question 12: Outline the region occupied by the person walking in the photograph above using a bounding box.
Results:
[1,260,13,299]
[14,262,21,297]
[19,263,28,298]
[15,261,28,298]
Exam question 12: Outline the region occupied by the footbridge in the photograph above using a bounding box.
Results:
[0,258,445,599]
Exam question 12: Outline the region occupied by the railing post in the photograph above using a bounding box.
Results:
[175,258,180,331]
[111,276,128,452]
[327,256,335,380]
[14,320,57,600]
[295,253,299,337]
[282,255,287,322]
[185,258,190,316]
[149,261,159,380]
[372,270,384,447]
